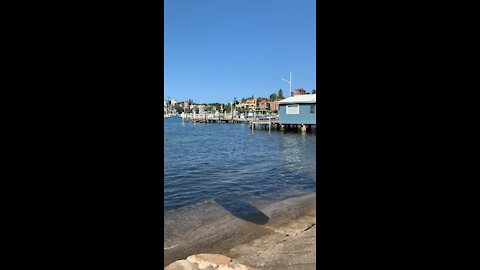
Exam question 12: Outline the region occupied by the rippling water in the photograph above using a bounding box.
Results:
[164,117,316,213]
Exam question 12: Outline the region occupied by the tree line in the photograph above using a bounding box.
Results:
[171,88,316,114]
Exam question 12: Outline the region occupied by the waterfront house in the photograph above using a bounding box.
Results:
[294,88,306,95]
[245,98,257,111]
[269,98,285,112]
[278,94,316,125]
[237,98,257,112]
[258,99,268,110]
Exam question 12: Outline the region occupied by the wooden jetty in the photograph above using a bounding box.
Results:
[182,113,261,124]
[250,116,280,131]
[184,114,242,123]
[249,115,316,133]
[180,112,313,133]
[182,113,281,131]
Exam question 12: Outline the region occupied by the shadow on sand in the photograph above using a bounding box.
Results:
[215,198,269,225]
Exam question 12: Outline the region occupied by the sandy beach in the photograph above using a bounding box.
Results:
[164,193,316,269]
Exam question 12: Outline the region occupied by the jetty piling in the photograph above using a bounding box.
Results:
[181,112,313,132]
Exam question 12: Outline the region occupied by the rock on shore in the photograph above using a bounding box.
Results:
[165,253,249,270]
[164,193,316,269]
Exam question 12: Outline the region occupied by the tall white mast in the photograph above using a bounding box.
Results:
[282,72,292,97]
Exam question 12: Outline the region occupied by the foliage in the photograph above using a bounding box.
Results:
[174,104,183,113]
[225,104,232,113]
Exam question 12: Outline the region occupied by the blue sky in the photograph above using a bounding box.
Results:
[164,0,316,103]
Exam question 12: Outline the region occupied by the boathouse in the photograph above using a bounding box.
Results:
[278,94,316,125]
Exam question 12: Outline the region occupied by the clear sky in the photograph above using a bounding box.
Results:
[164,0,316,103]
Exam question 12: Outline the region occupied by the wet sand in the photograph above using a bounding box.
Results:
[164,193,316,269]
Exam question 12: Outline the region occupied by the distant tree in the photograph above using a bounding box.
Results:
[278,89,284,99]
[270,93,277,100]
[241,98,246,103]
[225,103,231,113]
[257,97,263,103]
[174,104,183,114]
[312,89,316,94]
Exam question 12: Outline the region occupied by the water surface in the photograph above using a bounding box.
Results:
[164,117,316,213]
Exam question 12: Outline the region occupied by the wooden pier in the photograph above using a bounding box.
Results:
[182,113,267,124]
[184,114,249,123]
[181,113,315,133]
[250,117,280,131]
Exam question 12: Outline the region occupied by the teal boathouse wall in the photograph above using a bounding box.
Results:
[279,103,316,125]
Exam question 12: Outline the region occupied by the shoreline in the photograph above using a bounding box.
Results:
[164,193,316,269]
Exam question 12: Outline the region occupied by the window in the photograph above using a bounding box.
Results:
[286,104,299,114]
[310,105,316,113]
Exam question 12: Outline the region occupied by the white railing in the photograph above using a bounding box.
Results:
[182,113,279,122]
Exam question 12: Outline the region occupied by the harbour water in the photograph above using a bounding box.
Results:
[164,117,316,264]
[164,117,316,213]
